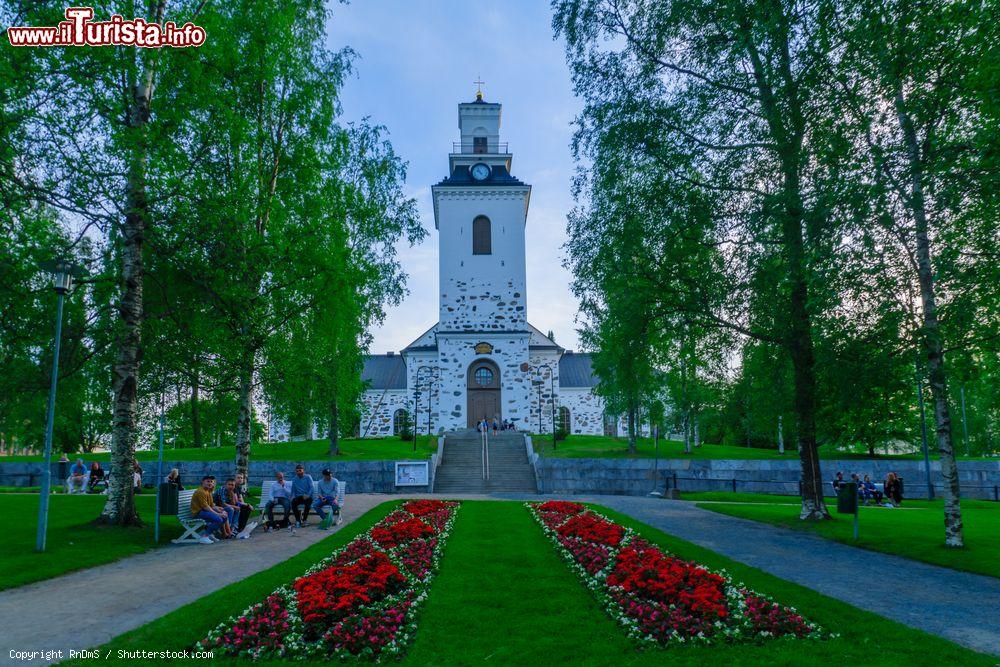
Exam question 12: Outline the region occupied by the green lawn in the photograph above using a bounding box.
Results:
[2,435,437,463]
[697,495,1000,578]
[0,494,182,591]
[71,500,991,666]
[533,434,991,460]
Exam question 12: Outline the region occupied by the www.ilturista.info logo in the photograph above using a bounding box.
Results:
[7,7,205,48]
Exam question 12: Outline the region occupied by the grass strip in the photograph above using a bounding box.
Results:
[1,494,182,591]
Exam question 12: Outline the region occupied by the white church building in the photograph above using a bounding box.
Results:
[355,92,615,439]
[272,93,616,442]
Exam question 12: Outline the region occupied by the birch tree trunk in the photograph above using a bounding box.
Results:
[191,373,202,448]
[234,367,253,479]
[895,92,964,547]
[328,397,340,456]
[100,29,162,526]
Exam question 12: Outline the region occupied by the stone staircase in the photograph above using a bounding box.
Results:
[433,429,538,494]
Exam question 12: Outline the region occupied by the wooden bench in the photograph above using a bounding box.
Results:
[172,489,207,544]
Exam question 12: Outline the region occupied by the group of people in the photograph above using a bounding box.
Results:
[188,465,342,544]
[62,455,146,495]
[189,473,253,544]
[476,417,518,436]
[262,465,341,532]
[832,471,904,507]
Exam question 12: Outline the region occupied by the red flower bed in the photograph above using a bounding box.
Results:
[210,594,290,656]
[528,502,825,647]
[370,516,436,548]
[558,536,611,575]
[322,597,415,656]
[203,500,460,661]
[294,552,407,631]
[556,512,625,547]
[332,538,376,566]
[402,499,450,516]
[538,500,585,515]
[396,537,438,580]
[743,593,814,637]
[607,543,728,622]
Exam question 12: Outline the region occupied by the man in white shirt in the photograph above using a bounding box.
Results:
[264,471,293,531]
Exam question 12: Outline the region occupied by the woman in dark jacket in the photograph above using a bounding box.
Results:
[885,472,903,506]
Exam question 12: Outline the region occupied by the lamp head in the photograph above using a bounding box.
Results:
[39,259,85,295]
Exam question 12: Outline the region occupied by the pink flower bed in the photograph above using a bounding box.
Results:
[198,501,459,661]
[527,502,826,647]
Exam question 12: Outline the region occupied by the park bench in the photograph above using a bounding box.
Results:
[257,479,346,527]
[172,489,207,544]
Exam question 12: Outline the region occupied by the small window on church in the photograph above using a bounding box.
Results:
[473,215,491,255]
[473,136,487,154]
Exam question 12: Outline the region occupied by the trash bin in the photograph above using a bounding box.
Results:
[158,483,179,515]
[837,482,858,514]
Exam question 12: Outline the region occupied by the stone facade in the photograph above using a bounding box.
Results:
[359,389,409,438]
[559,387,605,435]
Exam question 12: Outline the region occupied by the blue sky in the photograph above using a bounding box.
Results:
[325,1,584,354]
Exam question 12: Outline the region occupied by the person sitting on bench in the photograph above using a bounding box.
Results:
[313,469,340,529]
[214,477,251,533]
[234,472,248,497]
[192,475,229,544]
[68,458,87,493]
[884,472,903,507]
[831,471,845,493]
[265,472,293,531]
[290,464,315,527]
[88,461,106,492]
[861,474,883,505]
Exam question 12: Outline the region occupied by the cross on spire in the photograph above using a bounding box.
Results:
[474,76,485,100]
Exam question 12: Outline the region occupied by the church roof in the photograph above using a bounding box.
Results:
[362,354,406,390]
[559,352,599,388]
[434,164,527,188]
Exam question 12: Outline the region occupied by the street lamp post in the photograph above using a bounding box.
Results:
[35,259,84,552]
[154,393,166,543]
[521,362,556,451]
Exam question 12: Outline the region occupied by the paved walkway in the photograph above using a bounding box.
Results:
[1,493,997,662]
[0,494,386,666]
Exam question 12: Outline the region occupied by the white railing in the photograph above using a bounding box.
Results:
[481,428,490,480]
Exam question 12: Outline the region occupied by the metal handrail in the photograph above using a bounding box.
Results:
[481,428,490,480]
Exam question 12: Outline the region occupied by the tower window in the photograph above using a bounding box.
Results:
[473,136,487,154]
[473,215,491,255]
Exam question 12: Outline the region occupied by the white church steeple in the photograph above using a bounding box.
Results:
[432,93,532,333]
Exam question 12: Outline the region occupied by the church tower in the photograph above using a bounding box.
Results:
[426,90,536,429]
[432,91,531,331]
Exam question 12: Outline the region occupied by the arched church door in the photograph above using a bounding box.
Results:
[467,360,501,427]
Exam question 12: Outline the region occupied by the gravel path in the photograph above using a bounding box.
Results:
[0,494,387,666]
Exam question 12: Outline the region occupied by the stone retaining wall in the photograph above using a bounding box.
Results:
[535,457,1000,500]
[0,459,434,494]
